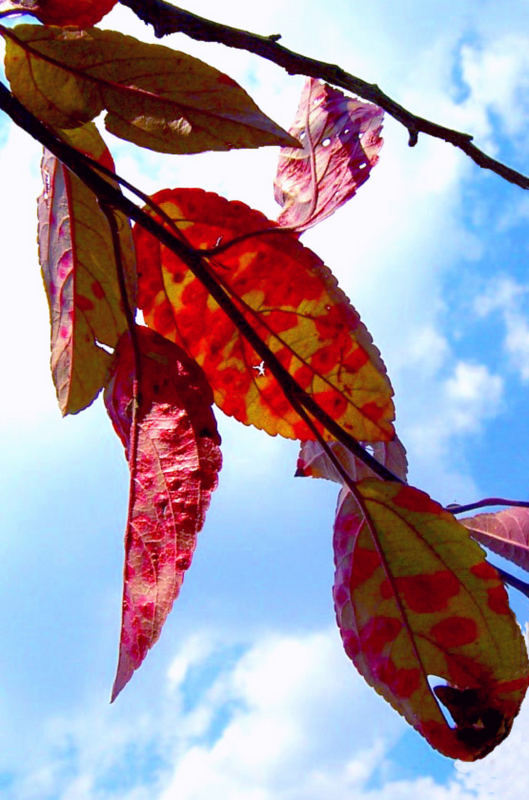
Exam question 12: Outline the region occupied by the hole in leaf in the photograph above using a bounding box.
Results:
[428,675,455,726]
[359,162,368,169]
[322,137,331,147]
[299,130,306,140]
[343,127,350,135]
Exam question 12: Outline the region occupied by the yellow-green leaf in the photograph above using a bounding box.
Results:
[38,122,136,414]
[334,480,529,760]
[3,24,298,153]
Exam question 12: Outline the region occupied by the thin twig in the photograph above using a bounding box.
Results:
[99,201,142,393]
[118,0,529,190]
[0,79,401,484]
[449,498,529,515]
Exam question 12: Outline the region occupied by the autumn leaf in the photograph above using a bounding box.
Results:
[333,480,529,760]
[2,24,298,154]
[104,326,222,700]
[135,188,394,442]
[37,122,136,414]
[296,436,407,483]
[462,507,529,573]
[274,78,383,231]
[33,0,117,26]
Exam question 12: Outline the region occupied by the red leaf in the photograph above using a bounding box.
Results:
[136,188,394,443]
[462,507,529,573]
[104,326,222,700]
[38,122,136,414]
[334,480,529,760]
[296,437,407,482]
[33,0,117,26]
[274,78,383,232]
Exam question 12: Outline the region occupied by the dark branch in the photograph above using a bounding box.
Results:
[118,0,529,190]
[495,566,529,601]
[449,498,529,515]
[0,80,401,485]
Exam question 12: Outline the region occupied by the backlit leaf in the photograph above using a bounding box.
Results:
[37,122,136,414]
[3,25,298,153]
[462,507,529,573]
[296,436,407,482]
[32,0,117,26]
[274,78,383,231]
[135,188,394,442]
[104,326,222,700]
[334,480,529,760]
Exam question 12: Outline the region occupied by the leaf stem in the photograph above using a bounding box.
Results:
[99,202,142,390]
[118,0,529,190]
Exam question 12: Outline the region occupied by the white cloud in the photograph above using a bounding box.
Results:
[397,359,504,503]
[6,625,529,800]
[461,35,529,141]
[0,628,404,800]
[475,277,529,382]
[444,361,503,433]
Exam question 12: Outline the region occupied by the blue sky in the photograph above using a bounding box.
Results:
[2,0,529,797]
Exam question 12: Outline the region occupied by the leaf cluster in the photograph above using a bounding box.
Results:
[1,0,529,764]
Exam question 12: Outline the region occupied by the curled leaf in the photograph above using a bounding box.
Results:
[4,25,298,153]
[296,436,407,483]
[274,78,383,231]
[37,122,136,414]
[136,188,394,443]
[334,480,529,760]
[104,326,222,700]
[462,507,529,573]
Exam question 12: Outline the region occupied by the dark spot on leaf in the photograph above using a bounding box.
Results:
[434,685,509,757]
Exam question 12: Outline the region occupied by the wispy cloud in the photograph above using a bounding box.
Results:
[475,276,529,382]
[6,625,529,800]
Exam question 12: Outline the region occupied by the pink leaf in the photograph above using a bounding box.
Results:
[104,326,222,700]
[274,78,383,232]
[462,507,529,573]
[296,437,407,483]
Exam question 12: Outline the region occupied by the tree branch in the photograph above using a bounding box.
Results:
[495,566,529,601]
[118,0,529,191]
[449,498,529,515]
[0,79,401,484]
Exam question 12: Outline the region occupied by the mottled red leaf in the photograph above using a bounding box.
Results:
[104,326,222,700]
[136,188,394,443]
[274,78,383,231]
[37,122,136,414]
[296,436,407,483]
[462,507,529,573]
[334,480,529,760]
